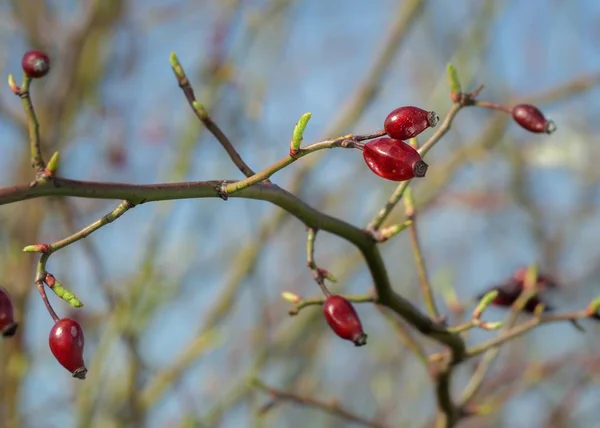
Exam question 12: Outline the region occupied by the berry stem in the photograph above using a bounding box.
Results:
[288,293,375,316]
[35,279,60,323]
[473,100,512,114]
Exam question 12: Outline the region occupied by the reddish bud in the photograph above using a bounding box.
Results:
[49,318,87,379]
[384,106,439,140]
[512,104,556,134]
[21,50,51,78]
[323,295,367,346]
[363,137,428,181]
[45,273,56,288]
[0,286,18,337]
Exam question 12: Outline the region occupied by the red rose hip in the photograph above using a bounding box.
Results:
[363,137,428,181]
[0,286,18,337]
[512,104,556,134]
[49,318,87,379]
[384,106,439,140]
[21,50,51,78]
[323,295,367,346]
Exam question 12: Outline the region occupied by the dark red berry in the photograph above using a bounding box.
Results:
[21,50,51,78]
[363,137,428,181]
[512,267,557,290]
[512,104,556,134]
[323,295,367,346]
[384,106,439,140]
[0,286,18,337]
[49,318,87,379]
[476,269,555,315]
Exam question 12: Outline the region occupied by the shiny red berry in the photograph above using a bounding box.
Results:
[21,50,51,78]
[323,295,367,346]
[384,106,439,140]
[512,104,556,134]
[49,318,87,379]
[363,137,428,181]
[0,286,18,337]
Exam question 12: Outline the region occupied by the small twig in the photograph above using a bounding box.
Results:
[403,181,439,319]
[378,307,428,365]
[18,75,46,174]
[474,100,512,113]
[24,200,135,314]
[305,227,332,296]
[169,52,258,180]
[464,310,590,361]
[221,131,385,197]
[34,200,135,256]
[287,294,375,316]
[252,379,389,428]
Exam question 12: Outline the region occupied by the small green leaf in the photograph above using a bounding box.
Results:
[169,52,185,79]
[446,63,462,95]
[46,151,60,174]
[169,52,180,68]
[587,296,600,315]
[51,280,83,308]
[473,290,498,319]
[290,112,312,154]
[8,73,19,93]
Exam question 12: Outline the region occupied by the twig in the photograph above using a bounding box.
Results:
[23,200,135,317]
[305,227,332,296]
[221,131,384,197]
[464,310,591,361]
[30,200,135,256]
[252,379,389,428]
[17,75,46,173]
[288,294,375,316]
[403,183,439,319]
[169,52,258,179]
[378,307,428,365]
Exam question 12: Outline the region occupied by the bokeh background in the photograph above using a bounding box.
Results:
[1,1,600,427]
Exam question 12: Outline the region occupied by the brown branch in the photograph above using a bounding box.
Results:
[252,379,389,428]
[0,175,465,358]
[170,52,258,179]
[464,310,591,360]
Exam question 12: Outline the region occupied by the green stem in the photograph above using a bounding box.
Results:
[19,74,45,172]
[404,185,439,319]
